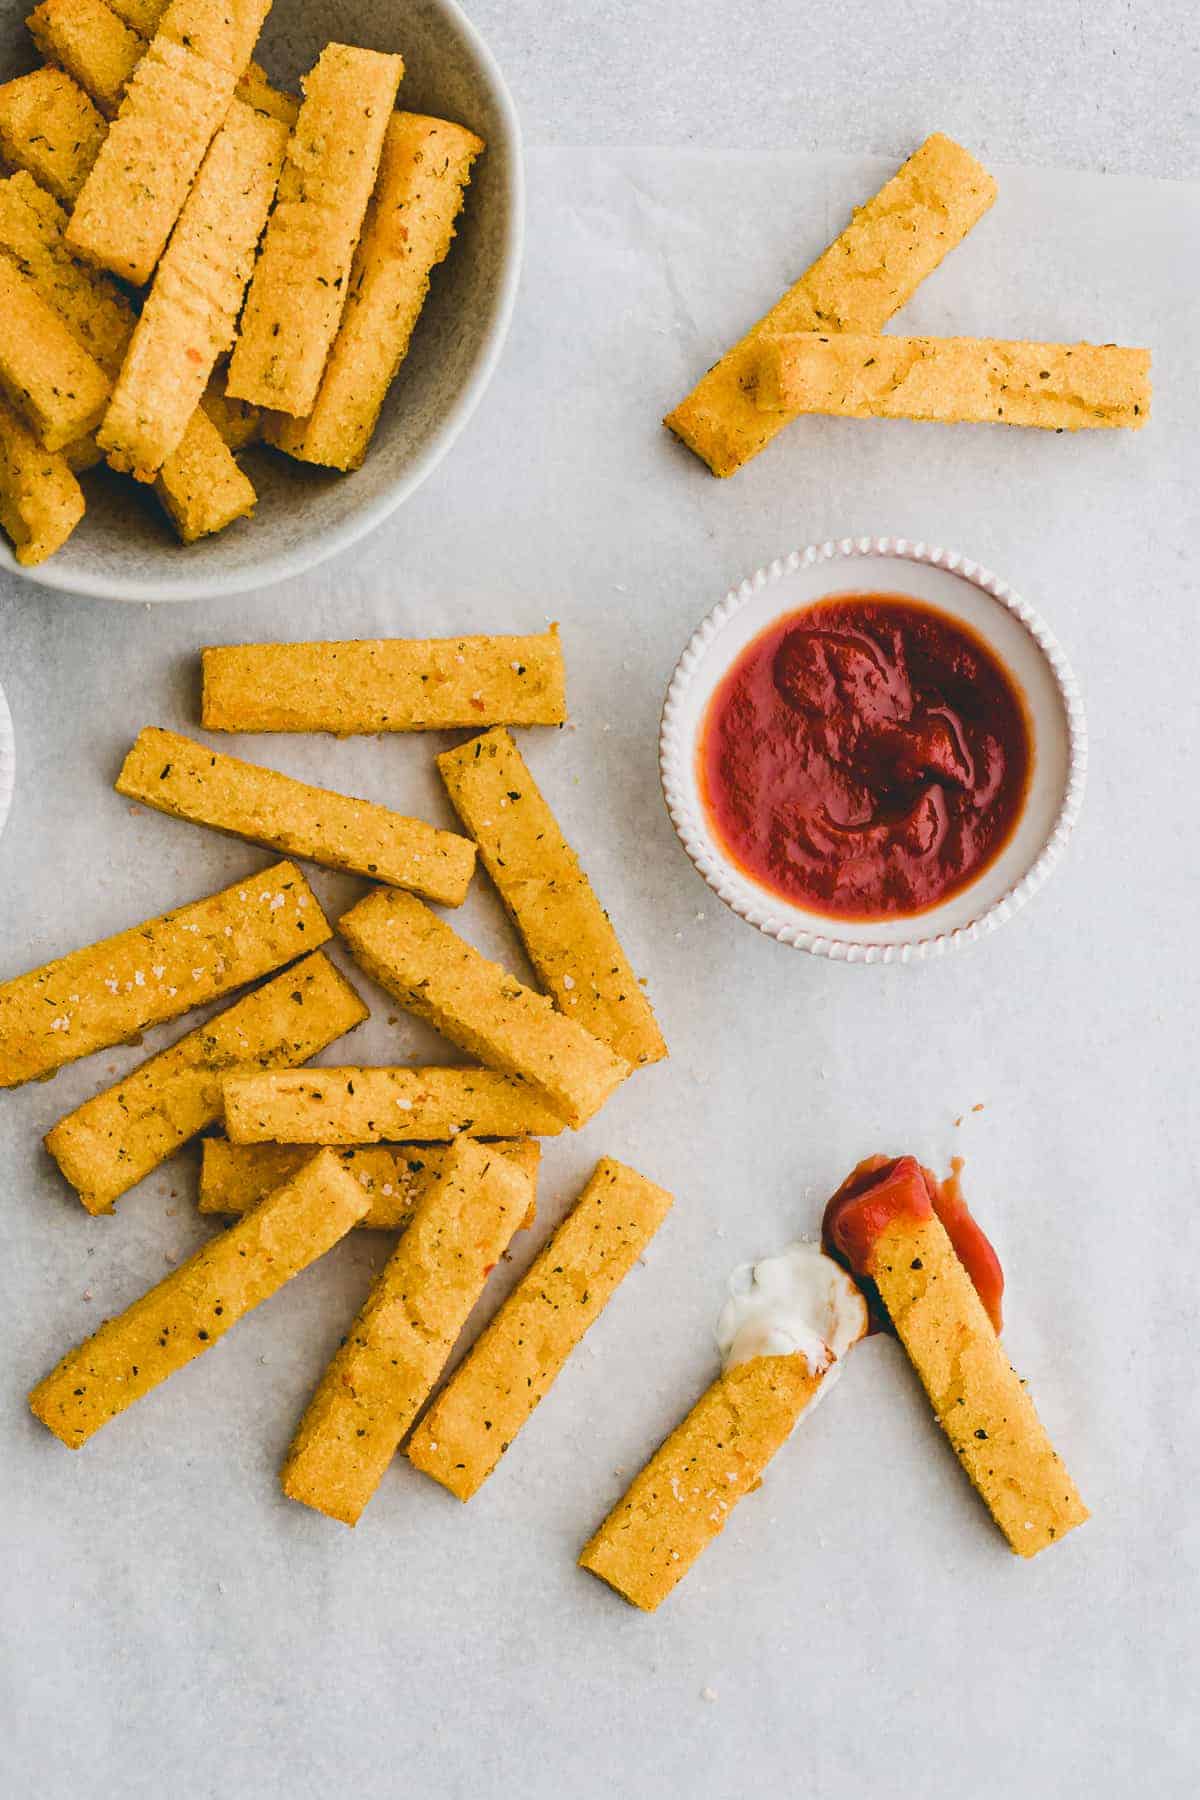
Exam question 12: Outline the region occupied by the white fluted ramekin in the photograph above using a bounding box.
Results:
[659,537,1086,965]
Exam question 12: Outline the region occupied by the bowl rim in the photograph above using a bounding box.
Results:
[659,535,1088,965]
[3,0,525,605]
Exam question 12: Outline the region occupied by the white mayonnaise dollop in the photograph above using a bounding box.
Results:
[716,1241,868,1390]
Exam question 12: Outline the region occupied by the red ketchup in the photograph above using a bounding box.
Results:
[823,1154,1004,1333]
[700,594,1031,919]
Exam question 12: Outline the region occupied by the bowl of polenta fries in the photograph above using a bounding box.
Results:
[0,0,522,599]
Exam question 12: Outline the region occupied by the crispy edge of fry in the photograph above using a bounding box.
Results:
[663,132,998,476]
[29,1148,369,1447]
[408,1157,673,1499]
[438,728,666,1067]
[44,951,368,1214]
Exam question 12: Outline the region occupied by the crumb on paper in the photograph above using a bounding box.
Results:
[701,1686,718,1703]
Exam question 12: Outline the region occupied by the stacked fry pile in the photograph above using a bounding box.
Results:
[4,625,681,1530]
[0,0,484,562]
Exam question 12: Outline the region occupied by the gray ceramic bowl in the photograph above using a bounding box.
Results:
[0,0,522,600]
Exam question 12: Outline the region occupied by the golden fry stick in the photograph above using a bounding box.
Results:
[872,1209,1088,1554]
[98,101,287,477]
[267,111,483,469]
[581,1241,866,1608]
[201,628,567,734]
[153,404,256,540]
[227,43,404,415]
[0,258,110,449]
[27,0,142,118]
[0,68,106,204]
[116,725,477,904]
[824,1156,1088,1556]
[44,951,367,1214]
[664,133,997,476]
[281,1137,531,1525]
[579,1357,819,1610]
[0,859,328,1089]
[339,888,630,1129]
[221,1064,567,1144]
[66,0,274,285]
[199,1136,540,1229]
[755,333,1151,429]
[105,0,167,33]
[409,1157,673,1498]
[438,729,667,1068]
[0,393,84,563]
[234,57,297,127]
[198,381,261,450]
[29,1149,368,1448]
[0,173,135,375]
[0,164,254,540]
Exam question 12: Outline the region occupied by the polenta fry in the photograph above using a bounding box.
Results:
[0,68,106,204]
[199,1136,541,1231]
[0,257,110,449]
[267,111,483,469]
[221,1065,567,1145]
[280,1137,531,1525]
[45,951,367,1214]
[66,0,274,285]
[154,405,256,540]
[99,100,287,477]
[29,1148,369,1448]
[664,133,997,476]
[200,629,567,734]
[438,728,667,1067]
[226,42,404,415]
[26,0,142,118]
[409,1158,673,1499]
[0,172,135,376]
[0,394,84,563]
[0,859,329,1088]
[115,725,477,903]
[338,887,630,1129]
[755,333,1151,429]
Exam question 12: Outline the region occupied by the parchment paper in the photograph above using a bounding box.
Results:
[1,147,1198,1799]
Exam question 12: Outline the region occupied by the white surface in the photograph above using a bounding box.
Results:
[660,538,1085,960]
[469,0,1200,180]
[1,141,1198,1800]
[0,678,12,843]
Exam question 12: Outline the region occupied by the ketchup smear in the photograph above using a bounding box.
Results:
[823,1154,1004,1333]
[700,594,1031,919]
